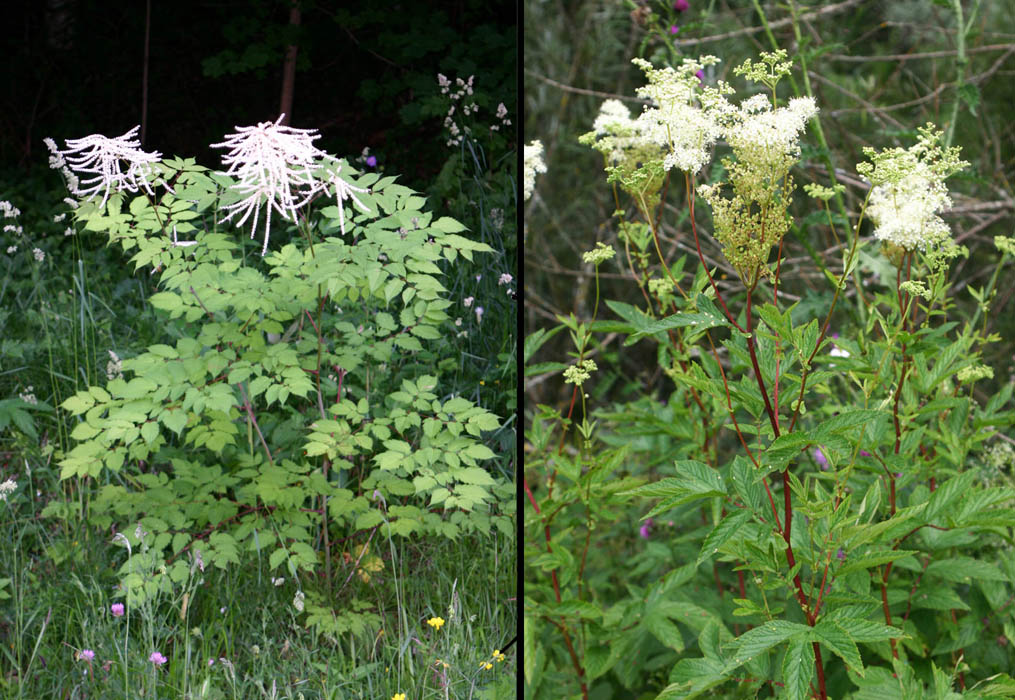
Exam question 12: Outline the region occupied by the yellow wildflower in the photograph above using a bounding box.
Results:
[426,616,445,631]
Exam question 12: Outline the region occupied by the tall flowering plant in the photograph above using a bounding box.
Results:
[526,49,1015,699]
[44,115,512,641]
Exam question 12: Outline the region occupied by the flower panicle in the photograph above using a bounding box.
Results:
[52,126,163,209]
[211,114,327,256]
[53,115,380,256]
[859,123,968,252]
[524,141,547,200]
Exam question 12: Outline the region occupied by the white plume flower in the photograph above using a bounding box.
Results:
[319,160,371,236]
[56,126,161,208]
[211,113,326,256]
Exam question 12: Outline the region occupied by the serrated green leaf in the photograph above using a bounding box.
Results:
[782,637,815,700]
[725,620,810,672]
[925,471,977,523]
[160,409,187,435]
[432,216,467,233]
[926,557,1006,582]
[140,421,159,444]
[697,509,753,565]
[70,421,101,440]
[456,466,496,485]
[837,549,918,576]
[828,617,904,643]
[549,599,602,619]
[813,410,885,439]
[766,432,812,466]
[645,614,685,652]
[812,618,864,676]
[628,311,730,342]
[659,658,727,699]
[121,377,158,399]
[149,291,182,312]
[269,547,288,571]
[62,393,95,415]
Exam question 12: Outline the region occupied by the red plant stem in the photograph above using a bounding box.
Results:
[555,385,579,460]
[685,174,746,333]
[745,279,780,436]
[812,552,833,618]
[238,382,274,466]
[686,173,822,692]
[524,476,588,699]
[782,470,810,619]
[772,237,786,415]
[703,334,781,530]
[812,642,827,698]
[882,254,914,660]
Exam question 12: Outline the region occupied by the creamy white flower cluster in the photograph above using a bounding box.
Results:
[694,91,818,280]
[581,51,817,217]
[721,94,818,173]
[631,56,725,174]
[524,140,547,201]
[585,98,669,173]
[857,124,968,251]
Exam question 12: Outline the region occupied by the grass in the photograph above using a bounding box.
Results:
[1,480,515,698]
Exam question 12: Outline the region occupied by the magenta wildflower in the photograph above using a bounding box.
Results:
[639,518,654,539]
[836,548,845,561]
[366,155,377,168]
[669,25,680,35]
[813,447,828,470]
[149,651,167,666]
[860,450,872,457]
[79,649,95,661]
[110,603,124,617]
[674,0,689,11]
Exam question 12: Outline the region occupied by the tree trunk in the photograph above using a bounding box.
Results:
[45,0,77,51]
[278,1,301,125]
[141,0,151,146]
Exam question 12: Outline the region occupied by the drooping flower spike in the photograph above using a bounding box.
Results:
[211,113,326,256]
[57,126,163,209]
[320,161,371,236]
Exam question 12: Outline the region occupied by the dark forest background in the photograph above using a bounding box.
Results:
[1,0,517,191]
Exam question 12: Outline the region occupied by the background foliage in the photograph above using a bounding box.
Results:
[525,0,1014,410]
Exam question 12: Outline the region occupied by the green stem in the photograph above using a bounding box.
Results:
[969,250,1009,330]
[944,0,981,148]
